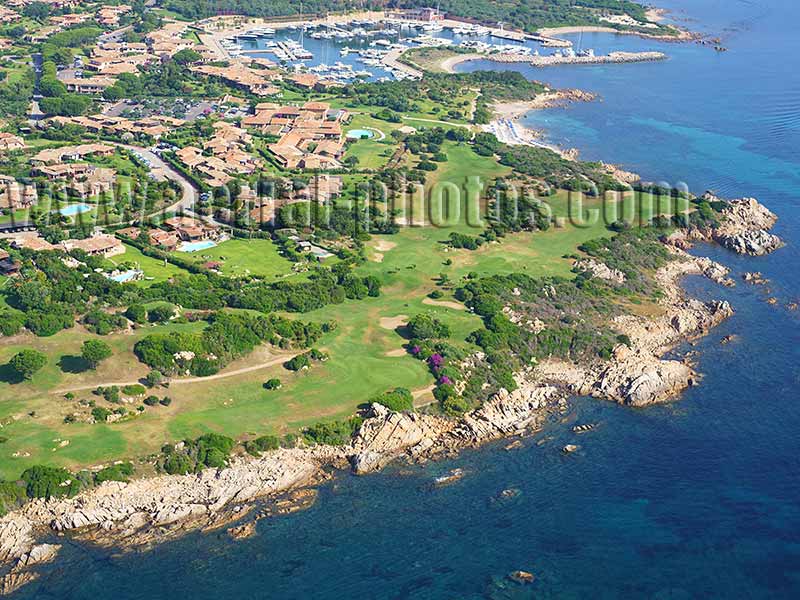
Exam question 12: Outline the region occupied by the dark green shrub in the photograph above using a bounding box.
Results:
[245,435,280,456]
[407,314,451,340]
[20,465,80,499]
[94,463,134,484]
[263,378,282,390]
[371,387,414,412]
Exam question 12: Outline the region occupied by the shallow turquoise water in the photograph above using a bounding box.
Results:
[57,204,92,217]
[108,270,140,283]
[13,1,800,598]
[346,128,375,139]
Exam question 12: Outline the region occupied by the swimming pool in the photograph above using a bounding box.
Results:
[178,240,217,253]
[58,203,92,216]
[108,270,142,283]
[346,129,374,140]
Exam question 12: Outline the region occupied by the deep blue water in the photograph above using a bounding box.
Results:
[13,1,800,598]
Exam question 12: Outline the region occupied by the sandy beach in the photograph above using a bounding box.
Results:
[483,89,597,158]
[439,53,482,73]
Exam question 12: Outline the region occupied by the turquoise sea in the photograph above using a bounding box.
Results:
[14,1,800,597]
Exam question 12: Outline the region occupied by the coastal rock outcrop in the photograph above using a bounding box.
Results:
[710,195,783,255]
[717,228,783,256]
[350,404,452,474]
[0,534,60,596]
[435,384,562,449]
[0,517,35,566]
[536,254,734,406]
[349,384,563,473]
[664,195,783,256]
[0,446,344,582]
[573,258,626,284]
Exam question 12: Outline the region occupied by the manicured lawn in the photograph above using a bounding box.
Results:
[170,238,301,280]
[428,141,511,188]
[0,209,30,225]
[330,96,472,126]
[392,141,511,227]
[165,300,438,441]
[342,113,400,170]
[107,243,189,286]
[0,321,207,479]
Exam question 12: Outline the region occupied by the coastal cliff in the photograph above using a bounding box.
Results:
[0,197,782,594]
[537,252,734,407]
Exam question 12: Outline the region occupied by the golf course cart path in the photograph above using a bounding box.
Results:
[51,353,297,396]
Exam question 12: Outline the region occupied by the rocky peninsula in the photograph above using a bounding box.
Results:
[0,195,783,595]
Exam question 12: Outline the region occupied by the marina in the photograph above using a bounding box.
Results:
[211,16,653,85]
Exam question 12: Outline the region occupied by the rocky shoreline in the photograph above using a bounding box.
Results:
[0,196,784,595]
[492,89,598,118]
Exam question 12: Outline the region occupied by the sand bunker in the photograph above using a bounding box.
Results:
[379,315,408,330]
[423,298,465,311]
[375,240,397,252]
[385,348,407,357]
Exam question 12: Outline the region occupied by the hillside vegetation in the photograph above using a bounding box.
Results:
[163,0,656,32]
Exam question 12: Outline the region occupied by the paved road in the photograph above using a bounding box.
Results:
[111,143,198,217]
[184,101,214,121]
[99,25,133,44]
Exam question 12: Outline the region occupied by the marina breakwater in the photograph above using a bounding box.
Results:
[449,50,667,69]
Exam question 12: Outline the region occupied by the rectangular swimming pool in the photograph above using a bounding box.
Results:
[178,240,217,253]
[108,270,142,283]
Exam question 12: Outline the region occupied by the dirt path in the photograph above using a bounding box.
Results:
[467,88,481,122]
[51,353,295,396]
[412,385,437,408]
